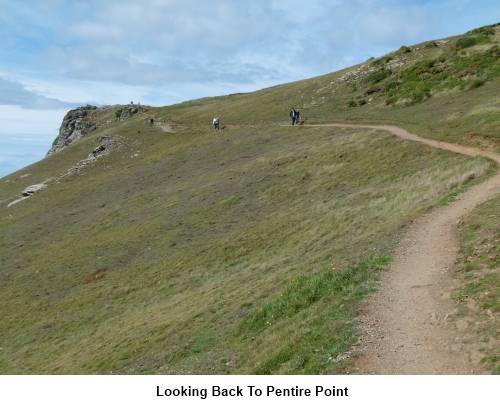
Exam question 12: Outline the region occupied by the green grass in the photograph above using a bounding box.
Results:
[234,256,390,374]
[1,25,500,374]
[142,25,500,149]
[454,195,500,373]
[0,119,495,374]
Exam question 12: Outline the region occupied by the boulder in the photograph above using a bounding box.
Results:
[21,184,47,196]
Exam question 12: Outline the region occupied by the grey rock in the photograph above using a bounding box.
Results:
[56,134,123,181]
[21,184,47,196]
[115,105,140,121]
[92,145,106,157]
[8,196,30,207]
[47,105,98,156]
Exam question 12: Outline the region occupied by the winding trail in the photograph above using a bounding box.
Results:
[162,122,500,373]
[308,123,500,374]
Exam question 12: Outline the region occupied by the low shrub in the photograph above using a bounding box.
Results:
[469,78,486,89]
[366,69,392,84]
[485,45,500,57]
[468,26,496,36]
[456,37,478,49]
[384,82,399,92]
[385,97,399,106]
[455,35,490,50]
[370,56,393,68]
[364,85,382,96]
[363,45,500,107]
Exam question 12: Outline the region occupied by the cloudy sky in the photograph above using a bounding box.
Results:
[0,0,498,178]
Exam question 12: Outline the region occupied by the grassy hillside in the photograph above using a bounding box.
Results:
[1,25,500,374]
[155,24,500,149]
[454,195,500,375]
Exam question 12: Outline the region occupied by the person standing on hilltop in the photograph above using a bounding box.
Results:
[149,116,154,127]
[295,109,300,126]
[213,117,219,130]
[289,107,296,126]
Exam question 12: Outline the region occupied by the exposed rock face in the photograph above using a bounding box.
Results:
[115,105,140,121]
[46,105,98,156]
[56,134,123,180]
[6,134,123,207]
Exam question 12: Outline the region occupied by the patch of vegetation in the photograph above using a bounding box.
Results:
[425,41,438,49]
[235,257,391,374]
[455,36,491,49]
[399,46,412,54]
[364,85,382,96]
[0,118,493,374]
[365,69,392,85]
[370,56,393,67]
[380,46,500,106]
[468,26,496,36]
[469,78,486,90]
[455,195,500,373]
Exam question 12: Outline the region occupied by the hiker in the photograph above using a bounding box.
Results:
[289,107,296,125]
[149,116,154,127]
[213,117,219,130]
[295,109,300,125]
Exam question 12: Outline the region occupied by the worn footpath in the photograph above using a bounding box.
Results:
[309,124,500,374]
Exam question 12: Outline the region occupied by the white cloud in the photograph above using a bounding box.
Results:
[0,77,79,109]
[0,0,498,178]
[0,105,67,134]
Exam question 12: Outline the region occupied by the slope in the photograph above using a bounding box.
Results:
[1,25,500,374]
[156,24,500,148]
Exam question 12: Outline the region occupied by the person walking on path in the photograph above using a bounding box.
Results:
[289,108,296,126]
[213,117,219,130]
[295,109,300,126]
[149,116,154,127]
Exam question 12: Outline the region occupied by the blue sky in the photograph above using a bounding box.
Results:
[1,0,499,178]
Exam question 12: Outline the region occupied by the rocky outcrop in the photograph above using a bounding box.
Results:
[21,184,47,196]
[7,134,123,207]
[56,134,123,180]
[46,105,98,156]
[8,182,50,207]
[46,104,141,156]
[115,105,140,121]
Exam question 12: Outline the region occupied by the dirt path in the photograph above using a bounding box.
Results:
[158,123,173,132]
[308,123,500,374]
[166,121,498,373]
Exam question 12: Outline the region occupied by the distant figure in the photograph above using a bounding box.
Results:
[130,101,134,105]
[213,117,219,130]
[295,109,300,125]
[149,116,154,127]
[289,107,296,126]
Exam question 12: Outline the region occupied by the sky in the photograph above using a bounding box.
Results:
[0,0,499,178]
